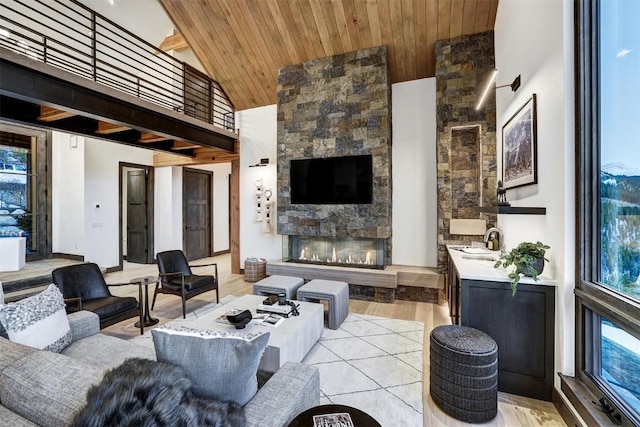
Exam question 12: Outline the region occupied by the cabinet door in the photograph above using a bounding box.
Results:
[461,280,555,401]
[447,257,461,324]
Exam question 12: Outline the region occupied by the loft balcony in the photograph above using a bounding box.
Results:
[0,0,237,157]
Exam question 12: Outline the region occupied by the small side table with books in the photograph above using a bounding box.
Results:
[288,404,381,427]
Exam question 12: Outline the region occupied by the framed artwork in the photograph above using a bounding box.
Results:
[502,94,537,189]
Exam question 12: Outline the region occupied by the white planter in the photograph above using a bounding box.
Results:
[0,237,26,272]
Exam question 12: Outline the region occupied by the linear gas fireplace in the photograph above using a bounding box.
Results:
[284,236,388,270]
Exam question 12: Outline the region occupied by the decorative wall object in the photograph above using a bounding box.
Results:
[502,94,537,189]
[255,179,263,222]
[264,189,272,233]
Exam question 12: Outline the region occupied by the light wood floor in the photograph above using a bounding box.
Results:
[103,253,566,427]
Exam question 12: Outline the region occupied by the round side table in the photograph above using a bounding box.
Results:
[288,404,381,427]
[130,275,160,328]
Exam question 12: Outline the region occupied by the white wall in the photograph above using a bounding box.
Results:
[52,133,85,256]
[236,105,281,267]
[392,78,438,267]
[154,166,180,254]
[494,0,575,380]
[82,138,153,268]
[236,84,439,268]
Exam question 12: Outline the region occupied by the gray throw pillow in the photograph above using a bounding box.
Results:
[152,326,270,406]
[0,284,71,352]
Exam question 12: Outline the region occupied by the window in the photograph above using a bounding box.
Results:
[577,0,640,425]
[0,123,50,261]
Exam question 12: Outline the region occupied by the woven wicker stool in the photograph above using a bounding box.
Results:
[253,275,304,300]
[296,279,349,330]
[430,325,498,423]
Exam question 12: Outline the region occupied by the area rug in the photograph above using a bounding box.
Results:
[302,312,424,427]
[130,297,425,426]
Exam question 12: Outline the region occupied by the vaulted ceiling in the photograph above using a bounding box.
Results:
[158,0,498,111]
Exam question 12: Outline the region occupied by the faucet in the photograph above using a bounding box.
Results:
[484,227,504,253]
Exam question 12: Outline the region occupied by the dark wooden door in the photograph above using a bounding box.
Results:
[126,169,148,264]
[183,168,212,261]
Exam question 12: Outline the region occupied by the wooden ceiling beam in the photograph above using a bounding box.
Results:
[37,106,76,122]
[172,140,201,150]
[139,132,170,143]
[155,139,239,167]
[95,121,131,134]
[158,33,189,52]
[154,148,239,167]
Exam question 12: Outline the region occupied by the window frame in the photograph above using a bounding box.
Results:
[575,0,640,425]
[0,121,52,261]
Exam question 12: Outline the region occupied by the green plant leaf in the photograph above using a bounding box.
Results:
[494,241,550,296]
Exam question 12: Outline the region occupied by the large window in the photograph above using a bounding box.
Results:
[577,0,640,425]
[0,123,50,261]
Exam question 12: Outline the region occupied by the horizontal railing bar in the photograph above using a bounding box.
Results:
[7,2,93,49]
[41,0,91,23]
[95,21,181,71]
[0,22,92,66]
[94,42,182,89]
[95,73,179,109]
[31,0,93,36]
[96,61,181,102]
[75,0,178,65]
[94,26,183,77]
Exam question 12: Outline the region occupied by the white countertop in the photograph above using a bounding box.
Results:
[447,245,557,286]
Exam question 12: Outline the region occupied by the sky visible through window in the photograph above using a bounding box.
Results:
[600,0,640,172]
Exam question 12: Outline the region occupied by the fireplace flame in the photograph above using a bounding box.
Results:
[298,245,375,265]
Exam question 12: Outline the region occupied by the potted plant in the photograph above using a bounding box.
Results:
[494,241,550,296]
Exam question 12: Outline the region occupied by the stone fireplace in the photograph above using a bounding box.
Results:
[276,45,393,265]
[283,236,388,269]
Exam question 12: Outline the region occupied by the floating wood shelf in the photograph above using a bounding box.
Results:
[477,206,546,215]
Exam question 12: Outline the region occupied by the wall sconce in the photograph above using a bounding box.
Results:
[249,158,269,168]
[476,71,521,110]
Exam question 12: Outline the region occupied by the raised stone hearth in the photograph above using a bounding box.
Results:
[266,261,441,304]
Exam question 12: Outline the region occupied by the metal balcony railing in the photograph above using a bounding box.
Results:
[0,0,235,132]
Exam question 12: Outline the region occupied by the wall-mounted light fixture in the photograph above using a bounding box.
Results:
[249,158,269,168]
[475,71,521,110]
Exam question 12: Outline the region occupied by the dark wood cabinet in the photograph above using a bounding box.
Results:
[459,279,555,401]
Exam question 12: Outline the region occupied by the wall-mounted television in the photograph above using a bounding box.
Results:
[290,155,373,204]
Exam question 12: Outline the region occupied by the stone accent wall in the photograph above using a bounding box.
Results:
[276,46,392,241]
[436,31,498,272]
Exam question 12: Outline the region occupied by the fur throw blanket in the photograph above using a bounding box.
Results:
[72,358,246,427]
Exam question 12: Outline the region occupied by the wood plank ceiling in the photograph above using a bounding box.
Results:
[158,0,498,112]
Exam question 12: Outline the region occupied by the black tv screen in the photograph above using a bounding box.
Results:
[290,155,373,204]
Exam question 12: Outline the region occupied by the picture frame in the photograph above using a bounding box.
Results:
[502,94,537,189]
